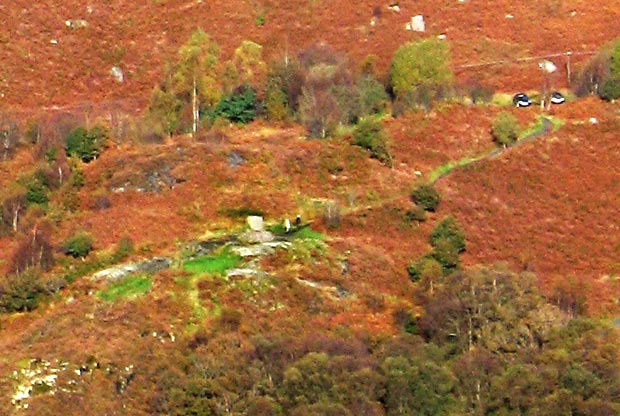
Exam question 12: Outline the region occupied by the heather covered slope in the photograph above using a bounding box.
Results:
[1,0,619,109]
[2,0,620,414]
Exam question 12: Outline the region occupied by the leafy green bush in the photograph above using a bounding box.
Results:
[65,126,106,162]
[214,84,257,123]
[599,75,620,101]
[0,270,47,313]
[411,184,441,212]
[147,86,182,136]
[353,75,389,120]
[112,236,134,263]
[430,238,462,274]
[430,216,466,254]
[610,38,620,76]
[390,39,453,109]
[332,75,389,124]
[404,206,427,222]
[63,231,94,258]
[264,59,304,121]
[352,117,393,167]
[575,38,620,99]
[407,256,443,283]
[22,176,49,206]
[492,112,520,146]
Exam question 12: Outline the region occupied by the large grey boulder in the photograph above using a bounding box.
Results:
[238,230,275,244]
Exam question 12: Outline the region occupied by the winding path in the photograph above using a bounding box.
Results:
[432,116,553,184]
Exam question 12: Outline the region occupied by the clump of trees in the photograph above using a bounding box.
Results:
[352,117,392,166]
[408,215,466,284]
[147,32,453,141]
[410,184,441,212]
[143,264,620,416]
[62,230,94,259]
[64,125,107,162]
[390,38,454,113]
[575,38,620,100]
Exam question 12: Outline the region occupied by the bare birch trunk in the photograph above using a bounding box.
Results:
[192,77,198,137]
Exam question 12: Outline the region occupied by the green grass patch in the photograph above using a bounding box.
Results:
[183,249,242,276]
[267,223,326,240]
[267,223,287,235]
[97,275,151,302]
[429,155,482,183]
[547,115,565,131]
[287,226,328,263]
[491,93,514,106]
[292,226,325,240]
[518,115,565,140]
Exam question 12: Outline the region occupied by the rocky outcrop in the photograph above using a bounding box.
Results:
[90,257,172,282]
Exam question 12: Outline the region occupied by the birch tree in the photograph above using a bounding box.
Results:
[1,183,27,234]
[173,30,220,136]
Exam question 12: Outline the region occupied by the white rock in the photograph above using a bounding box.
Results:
[246,216,264,232]
[110,66,124,83]
[411,15,425,32]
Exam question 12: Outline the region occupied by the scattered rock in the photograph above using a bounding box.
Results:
[238,230,275,244]
[90,257,172,282]
[65,19,88,29]
[226,268,264,279]
[91,263,139,282]
[138,257,173,274]
[246,215,264,232]
[387,3,400,12]
[406,15,425,32]
[192,237,236,256]
[110,66,124,83]
[231,241,291,257]
[227,152,245,168]
[335,285,350,298]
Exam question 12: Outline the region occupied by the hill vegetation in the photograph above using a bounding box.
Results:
[2,1,620,414]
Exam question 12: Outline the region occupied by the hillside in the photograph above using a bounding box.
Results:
[2,0,619,110]
[2,1,620,414]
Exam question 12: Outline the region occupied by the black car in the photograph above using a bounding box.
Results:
[550,91,565,104]
[512,93,532,107]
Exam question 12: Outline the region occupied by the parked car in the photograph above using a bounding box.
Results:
[550,91,565,104]
[512,93,532,107]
